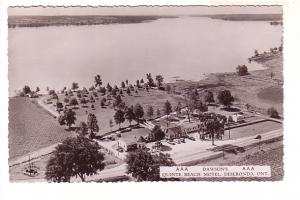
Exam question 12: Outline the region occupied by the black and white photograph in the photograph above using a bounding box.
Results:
[6,5,284,183]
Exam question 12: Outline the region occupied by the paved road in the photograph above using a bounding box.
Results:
[175,129,282,165]
[71,164,127,182]
[9,143,59,167]
[37,96,59,118]
[10,126,282,181]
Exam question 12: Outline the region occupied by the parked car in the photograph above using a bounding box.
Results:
[167,140,176,145]
[188,136,196,141]
[174,139,181,144]
[180,138,185,143]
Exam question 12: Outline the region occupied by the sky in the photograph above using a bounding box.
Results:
[8,6,282,16]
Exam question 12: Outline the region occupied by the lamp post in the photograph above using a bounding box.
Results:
[255,135,262,150]
[228,123,231,139]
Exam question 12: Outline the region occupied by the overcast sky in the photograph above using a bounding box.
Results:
[8,6,282,16]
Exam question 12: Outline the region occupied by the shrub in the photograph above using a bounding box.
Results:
[267,107,280,118]
[236,65,249,76]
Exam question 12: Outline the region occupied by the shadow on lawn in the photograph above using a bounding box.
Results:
[208,144,245,155]
[220,107,241,112]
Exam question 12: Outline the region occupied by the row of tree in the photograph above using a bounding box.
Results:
[46,135,174,182]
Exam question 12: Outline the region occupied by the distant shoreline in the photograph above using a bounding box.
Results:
[8,15,177,28]
[8,13,282,28]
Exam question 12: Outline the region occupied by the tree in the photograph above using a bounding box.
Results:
[94,74,102,88]
[106,83,112,92]
[267,107,279,118]
[134,103,144,123]
[82,87,88,94]
[245,103,251,110]
[90,95,95,103]
[121,81,126,89]
[36,86,40,93]
[64,97,70,104]
[146,73,155,87]
[147,106,154,120]
[58,115,66,126]
[126,149,174,181]
[89,86,95,91]
[254,49,259,56]
[23,85,31,95]
[92,91,98,98]
[46,136,105,182]
[149,125,165,141]
[165,85,171,94]
[185,88,199,122]
[99,87,106,95]
[126,87,131,95]
[118,101,127,112]
[195,100,208,114]
[136,80,141,88]
[71,82,79,91]
[156,108,161,117]
[111,88,117,96]
[175,102,182,116]
[58,109,77,129]
[109,119,114,131]
[114,85,119,91]
[199,113,225,145]
[114,109,125,129]
[155,75,164,88]
[125,80,129,85]
[80,98,88,107]
[140,78,144,84]
[77,92,82,99]
[87,113,99,138]
[164,100,172,120]
[270,72,275,79]
[69,97,79,108]
[100,98,106,108]
[125,106,135,126]
[236,65,249,76]
[56,102,63,112]
[78,121,88,136]
[204,90,214,105]
[113,94,122,107]
[217,90,234,108]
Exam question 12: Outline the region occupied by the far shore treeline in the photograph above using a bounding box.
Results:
[8,13,282,28]
[8,15,177,28]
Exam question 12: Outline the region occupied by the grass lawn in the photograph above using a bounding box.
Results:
[48,88,185,135]
[223,120,282,140]
[257,86,283,104]
[169,53,283,115]
[9,97,74,160]
[121,89,185,120]
[9,149,124,182]
[118,127,151,144]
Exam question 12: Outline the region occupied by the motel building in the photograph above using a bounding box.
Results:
[117,135,147,152]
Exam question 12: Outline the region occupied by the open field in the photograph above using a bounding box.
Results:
[9,148,124,182]
[224,120,282,140]
[47,88,185,135]
[8,97,75,159]
[170,53,283,116]
[121,89,185,119]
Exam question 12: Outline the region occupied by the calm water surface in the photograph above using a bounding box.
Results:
[8,17,282,96]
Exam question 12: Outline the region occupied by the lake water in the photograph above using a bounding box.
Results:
[8,17,282,96]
